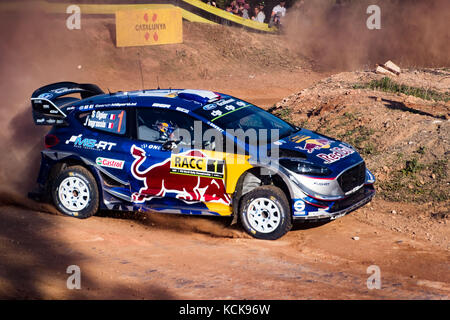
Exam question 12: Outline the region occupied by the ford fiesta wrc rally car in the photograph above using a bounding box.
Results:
[30,82,375,240]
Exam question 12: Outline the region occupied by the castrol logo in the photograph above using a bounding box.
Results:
[96,157,124,169]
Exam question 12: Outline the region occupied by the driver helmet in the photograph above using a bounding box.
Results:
[154,121,177,140]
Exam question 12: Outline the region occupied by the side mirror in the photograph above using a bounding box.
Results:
[203,136,216,150]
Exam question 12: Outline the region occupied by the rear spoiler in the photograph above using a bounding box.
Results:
[31,82,104,125]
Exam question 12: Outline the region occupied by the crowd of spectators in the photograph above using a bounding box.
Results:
[203,0,288,26]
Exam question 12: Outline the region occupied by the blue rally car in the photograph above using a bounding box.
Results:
[30,82,375,240]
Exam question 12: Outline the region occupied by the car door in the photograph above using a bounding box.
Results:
[76,108,130,184]
[128,107,234,212]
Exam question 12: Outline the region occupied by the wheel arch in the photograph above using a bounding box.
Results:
[42,153,105,203]
[231,166,294,223]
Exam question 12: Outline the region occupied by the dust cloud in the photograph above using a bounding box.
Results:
[0,188,59,215]
[0,12,74,194]
[284,0,450,71]
[148,212,250,238]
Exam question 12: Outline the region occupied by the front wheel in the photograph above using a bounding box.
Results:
[52,165,99,219]
[239,185,292,240]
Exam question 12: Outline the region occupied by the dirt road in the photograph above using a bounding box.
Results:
[0,198,448,299]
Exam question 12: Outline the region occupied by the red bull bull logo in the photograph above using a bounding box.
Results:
[291,135,331,153]
[130,145,231,205]
[301,138,331,153]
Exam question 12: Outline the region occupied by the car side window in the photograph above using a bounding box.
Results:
[136,108,197,144]
[78,109,126,135]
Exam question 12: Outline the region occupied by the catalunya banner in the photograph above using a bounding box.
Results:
[116,8,183,47]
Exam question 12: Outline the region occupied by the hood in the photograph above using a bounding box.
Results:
[270,128,364,176]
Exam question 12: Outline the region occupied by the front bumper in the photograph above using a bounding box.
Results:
[293,185,375,221]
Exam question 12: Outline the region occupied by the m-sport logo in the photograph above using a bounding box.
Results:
[65,134,116,151]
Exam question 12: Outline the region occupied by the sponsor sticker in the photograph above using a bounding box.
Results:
[211,110,222,117]
[170,154,224,178]
[176,107,189,113]
[51,87,83,95]
[96,157,125,169]
[152,102,171,108]
[203,103,217,111]
[293,200,306,215]
[273,139,286,146]
[317,144,355,164]
[216,98,235,106]
[290,134,310,143]
[140,143,162,150]
[291,135,331,153]
[65,134,116,151]
[38,93,53,99]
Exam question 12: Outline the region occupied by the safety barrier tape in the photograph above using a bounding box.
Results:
[0,1,217,24]
[181,0,275,32]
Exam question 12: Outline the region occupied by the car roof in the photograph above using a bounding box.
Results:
[72,89,226,112]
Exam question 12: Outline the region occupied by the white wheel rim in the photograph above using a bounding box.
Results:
[246,198,281,233]
[58,177,90,212]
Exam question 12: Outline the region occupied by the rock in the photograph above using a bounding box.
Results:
[376,65,396,76]
[352,236,360,241]
[391,210,397,214]
[431,173,436,179]
[384,60,401,74]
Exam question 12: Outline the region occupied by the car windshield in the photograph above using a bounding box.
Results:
[194,98,297,145]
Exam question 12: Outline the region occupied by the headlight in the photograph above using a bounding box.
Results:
[279,158,331,176]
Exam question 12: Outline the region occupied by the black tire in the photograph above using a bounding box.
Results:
[52,165,99,219]
[239,185,292,240]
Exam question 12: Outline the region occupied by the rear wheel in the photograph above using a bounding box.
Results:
[52,165,99,219]
[239,185,292,240]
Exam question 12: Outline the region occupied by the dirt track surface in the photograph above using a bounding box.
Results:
[0,14,449,299]
[0,200,449,299]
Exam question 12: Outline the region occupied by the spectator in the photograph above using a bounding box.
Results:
[269,0,286,27]
[244,3,251,18]
[230,0,238,11]
[239,3,250,19]
[206,0,217,7]
[258,2,266,14]
[252,5,265,23]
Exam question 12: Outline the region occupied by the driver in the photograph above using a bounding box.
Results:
[154,120,178,142]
